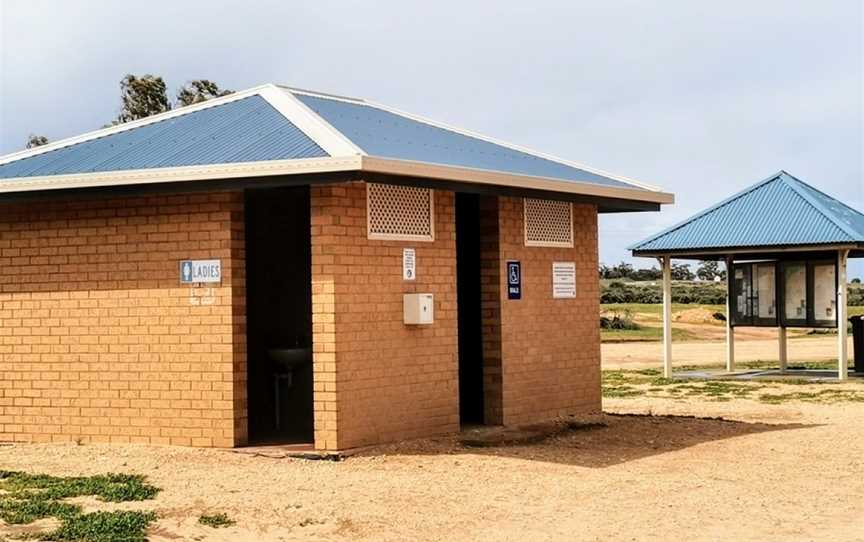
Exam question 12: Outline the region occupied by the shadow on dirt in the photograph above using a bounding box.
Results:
[356,413,818,468]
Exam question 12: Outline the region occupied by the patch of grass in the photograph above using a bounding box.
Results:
[43,510,157,542]
[758,389,864,405]
[0,471,158,503]
[198,513,235,528]
[603,367,864,404]
[0,471,159,541]
[601,326,698,343]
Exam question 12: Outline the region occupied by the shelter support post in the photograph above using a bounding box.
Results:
[838,249,849,381]
[778,327,788,373]
[662,256,673,378]
[725,256,735,373]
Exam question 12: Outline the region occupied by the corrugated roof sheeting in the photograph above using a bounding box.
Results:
[293,92,637,190]
[631,172,864,253]
[0,95,328,179]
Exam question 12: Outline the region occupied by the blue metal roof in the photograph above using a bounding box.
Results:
[630,171,864,254]
[293,93,637,190]
[0,95,328,179]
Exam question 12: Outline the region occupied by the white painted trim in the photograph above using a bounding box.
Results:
[523,197,574,248]
[838,249,849,380]
[0,156,361,194]
[0,85,275,166]
[0,153,673,206]
[287,87,664,193]
[263,86,363,157]
[662,255,673,378]
[366,182,436,242]
[634,244,859,258]
[725,255,735,373]
[361,156,674,204]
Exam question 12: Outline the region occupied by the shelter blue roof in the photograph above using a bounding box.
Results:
[630,171,864,255]
[0,95,327,179]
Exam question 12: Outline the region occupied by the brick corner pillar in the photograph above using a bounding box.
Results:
[492,196,602,427]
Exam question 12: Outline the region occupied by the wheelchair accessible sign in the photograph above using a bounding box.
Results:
[507,260,521,300]
[179,259,222,284]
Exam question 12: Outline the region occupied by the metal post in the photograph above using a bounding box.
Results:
[662,255,673,378]
[838,249,849,381]
[779,326,788,373]
[725,256,735,373]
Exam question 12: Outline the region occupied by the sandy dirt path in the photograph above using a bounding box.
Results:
[2,392,864,541]
[603,336,853,369]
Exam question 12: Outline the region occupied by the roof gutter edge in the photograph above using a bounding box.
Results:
[0,156,363,195]
[360,156,675,205]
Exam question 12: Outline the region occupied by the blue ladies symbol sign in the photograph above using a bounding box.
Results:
[179,259,222,284]
[507,260,521,300]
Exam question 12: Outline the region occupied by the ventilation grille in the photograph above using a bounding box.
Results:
[524,198,573,247]
[367,183,435,241]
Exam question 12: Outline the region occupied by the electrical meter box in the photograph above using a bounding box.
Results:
[403,293,434,325]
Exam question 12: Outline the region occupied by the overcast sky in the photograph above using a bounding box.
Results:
[1,0,862,277]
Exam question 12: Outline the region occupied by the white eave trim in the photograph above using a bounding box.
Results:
[0,156,362,194]
[360,157,675,205]
[0,155,673,205]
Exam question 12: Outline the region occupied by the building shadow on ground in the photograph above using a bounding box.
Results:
[355,412,818,468]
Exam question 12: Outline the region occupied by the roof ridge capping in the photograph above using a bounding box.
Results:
[778,171,864,240]
[628,170,786,251]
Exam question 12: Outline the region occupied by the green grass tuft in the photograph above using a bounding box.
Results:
[198,512,235,528]
[0,471,159,541]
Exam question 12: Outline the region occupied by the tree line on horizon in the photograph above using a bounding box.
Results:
[599,260,725,282]
[26,75,232,149]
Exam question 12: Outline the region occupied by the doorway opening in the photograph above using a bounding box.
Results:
[245,186,314,444]
[456,192,485,425]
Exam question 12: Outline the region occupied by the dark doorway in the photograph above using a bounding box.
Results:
[245,187,314,444]
[456,193,485,424]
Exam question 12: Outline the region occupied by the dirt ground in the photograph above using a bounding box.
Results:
[3,389,864,541]
[604,334,852,369]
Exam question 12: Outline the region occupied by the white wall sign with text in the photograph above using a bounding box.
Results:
[552,261,576,299]
[403,248,416,280]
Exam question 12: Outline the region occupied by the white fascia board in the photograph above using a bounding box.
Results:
[360,156,675,205]
[288,87,665,193]
[0,85,275,166]
[260,85,364,157]
[0,156,362,194]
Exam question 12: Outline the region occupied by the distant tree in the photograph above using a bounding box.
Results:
[671,262,695,281]
[176,79,232,107]
[25,134,49,148]
[696,260,723,281]
[853,278,862,284]
[116,74,171,123]
[631,266,662,281]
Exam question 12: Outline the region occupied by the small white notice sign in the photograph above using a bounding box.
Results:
[552,261,576,299]
[180,259,222,284]
[403,248,416,281]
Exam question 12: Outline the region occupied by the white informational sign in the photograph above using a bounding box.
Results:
[813,263,837,323]
[179,259,222,284]
[552,261,576,299]
[403,248,416,281]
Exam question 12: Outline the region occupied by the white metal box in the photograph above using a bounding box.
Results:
[403,293,434,325]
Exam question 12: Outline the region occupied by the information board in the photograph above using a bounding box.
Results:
[552,262,576,299]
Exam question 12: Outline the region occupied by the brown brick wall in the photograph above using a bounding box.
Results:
[310,182,459,450]
[494,196,601,425]
[0,192,247,447]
